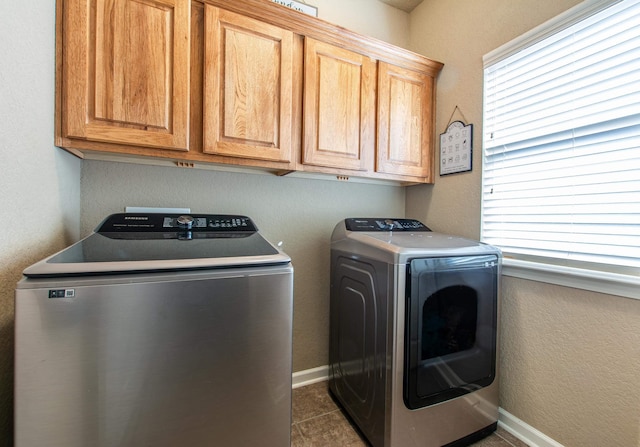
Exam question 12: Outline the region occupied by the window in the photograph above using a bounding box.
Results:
[482,0,640,298]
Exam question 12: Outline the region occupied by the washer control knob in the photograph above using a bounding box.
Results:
[176,215,194,230]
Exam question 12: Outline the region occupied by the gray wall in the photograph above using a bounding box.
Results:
[76,0,412,375]
[80,161,405,371]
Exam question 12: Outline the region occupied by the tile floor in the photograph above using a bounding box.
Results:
[291,381,529,447]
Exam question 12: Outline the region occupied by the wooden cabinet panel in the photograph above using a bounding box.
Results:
[377,61,435,181]
[302,38,376,172]
[61,0,190,150]
[203,6,295,163]
[56,0,442,183]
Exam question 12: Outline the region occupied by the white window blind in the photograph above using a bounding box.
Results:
[482,0,640,277]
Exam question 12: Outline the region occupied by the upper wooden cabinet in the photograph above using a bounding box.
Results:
[302,38,376,172]
[377,61,436,181]
[203,6,297,163]
[56,0,443,183]
[58,0,190,150]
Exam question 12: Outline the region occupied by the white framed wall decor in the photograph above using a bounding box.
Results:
[440,120,473,175]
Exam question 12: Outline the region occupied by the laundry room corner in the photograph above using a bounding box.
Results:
[79,159,406,373]
[0,0,82,444]
[405,1,640,446]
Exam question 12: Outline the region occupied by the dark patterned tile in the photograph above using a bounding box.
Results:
[494,427,530,447]
[291,382,530,447]
[296,411,369,447]
[470,432,514,446]
[292,381,339,423]
[291,424,307,447]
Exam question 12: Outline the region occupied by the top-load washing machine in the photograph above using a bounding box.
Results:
[15,213,293,447]
[329,218,501,447]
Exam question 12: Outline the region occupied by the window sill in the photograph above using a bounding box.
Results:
[501,258,640,301]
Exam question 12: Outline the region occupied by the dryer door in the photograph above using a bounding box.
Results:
[404,255,498,409]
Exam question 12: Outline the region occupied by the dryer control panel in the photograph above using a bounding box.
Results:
[345,218,431,232]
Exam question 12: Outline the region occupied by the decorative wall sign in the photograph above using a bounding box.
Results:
[271,0,318,17]
[440,120,473,175]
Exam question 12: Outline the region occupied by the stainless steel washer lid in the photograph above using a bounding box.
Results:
[23,213,290,277]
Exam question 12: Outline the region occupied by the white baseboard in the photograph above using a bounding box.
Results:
[292,366,564,447]
[498,408,564,447]
[292,365,329,389]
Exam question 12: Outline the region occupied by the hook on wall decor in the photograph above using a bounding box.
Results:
[445,105,470,128]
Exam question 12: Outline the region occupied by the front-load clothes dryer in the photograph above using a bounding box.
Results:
[329,218,501,447]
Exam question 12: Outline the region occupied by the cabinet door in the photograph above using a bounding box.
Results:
[303,38,376,171]
[204,6,295,163]
[62,0,190,150]
[377,62,435,181]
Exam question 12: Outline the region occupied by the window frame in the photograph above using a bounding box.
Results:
[481,0,640,300]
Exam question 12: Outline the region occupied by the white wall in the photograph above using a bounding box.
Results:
[0,0,82,444]
[311,0,410,48]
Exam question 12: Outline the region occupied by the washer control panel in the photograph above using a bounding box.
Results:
[345,218,431,232]
[97,213,257,233]
[163,216,252,230]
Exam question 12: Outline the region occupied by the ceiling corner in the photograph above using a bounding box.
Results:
[377,0,424,13]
